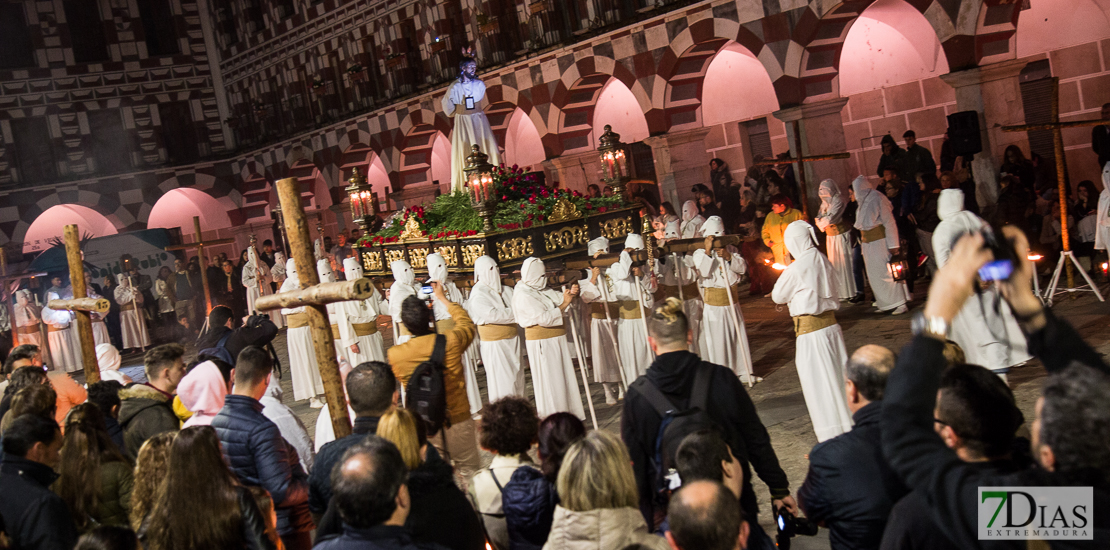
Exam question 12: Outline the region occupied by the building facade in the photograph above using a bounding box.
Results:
[1,0,1108,258]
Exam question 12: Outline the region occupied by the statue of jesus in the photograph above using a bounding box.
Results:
[441,48,501,192]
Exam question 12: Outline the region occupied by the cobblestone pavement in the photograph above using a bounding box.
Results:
[117,280,1109,549]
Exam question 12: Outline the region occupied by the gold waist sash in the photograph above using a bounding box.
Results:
[478,323,519,341]
[860,225,886,244]
[286,312,309,329]
[525,325,566,340]
[793,311,837,337]
[590,302,621,319]
[618,300,643,320]
[825,222,850,236]
[16,325,40,335]
[353,322,377,337]
[121,302,137,312]
[703,285,741,307]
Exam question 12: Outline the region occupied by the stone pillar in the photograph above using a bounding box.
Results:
[545,150,602,195]
[940,59,1028,209]
[774,98,852,218]
[643,127,712,209]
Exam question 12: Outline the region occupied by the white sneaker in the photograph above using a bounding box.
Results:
[890,305,908,315]
[309,397,325,409]
[605,391,617,406]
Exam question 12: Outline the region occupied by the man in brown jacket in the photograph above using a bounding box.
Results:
[388,281,481,485]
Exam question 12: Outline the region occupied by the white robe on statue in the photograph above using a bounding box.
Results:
[815,179,858,300]
[428,253,482,414]
[512,258,586,419]
[607,235,656,381]
[932,189,1032,374]
[115,276,150,350]
[282,259,324,401]
[442,77,501,192]
[771,221,854,442]
[242,247,273,316]
[692,216,754,382]
[338,257,386,364]
[1095,163,1110,252]
[851,176,908,312]
[470,256,524,402]
[389,260,418,346]
[42,292,79,372]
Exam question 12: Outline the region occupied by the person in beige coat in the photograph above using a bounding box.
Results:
[543,431,670,550]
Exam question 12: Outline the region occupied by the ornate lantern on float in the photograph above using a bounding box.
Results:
[464,145,495,232]
[597,124,629,198]
[888,252,910,282]
[346,167,379,233]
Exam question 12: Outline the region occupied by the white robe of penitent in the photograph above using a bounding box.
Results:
[852,176,908,311]
[337,287,387,365]
[389,261,418,346]
[469,256,524,402]
[115,279,150,350]
[658,222,703,356]
[42,292,79,372]
[242,247,273,316]
[680,200,705,239]
[691,247,754,382]
[577,272,623,385]
[814,179,858,300]
[85,286,111,346]
[771,221,854,442]
[13,297,42,347]
[512,259,585,420]
[282,264,324,402]
[442,77,501,192]
[606,250,656,381]
[1095,163,1110,252]
[269,253,287,329]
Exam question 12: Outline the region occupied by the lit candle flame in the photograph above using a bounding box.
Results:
[1027,254,1043,261]
[771,263,786,271]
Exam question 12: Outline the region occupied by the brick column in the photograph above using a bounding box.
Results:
[940,59,1028,209]
[643,127,712,209]
[773,97,852,217]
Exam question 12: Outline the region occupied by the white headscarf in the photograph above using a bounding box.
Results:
[588,237,609,256]
[342,257,363,280]
[782,220,837,301]
[664,221,681,239]
[851,175,877,205]
[427,253,448,283]
[818,179,846,224]
[474,255,501,293]
[391,260,415,286]
[702,216,725,237]
[624,233,645,250]
[96,343,121,372]
[933,188,985,268]
[520,257,547,290]
[317,259,336,283]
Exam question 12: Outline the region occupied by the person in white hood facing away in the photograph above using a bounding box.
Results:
[261,374,316,473]
[337,257,386,364]
[814,179,859,301]
[851,176,909,315]
[511,257,586,419]
[656,221,702,355]
[388,260,418,345]
[469,255,525,402]
[680,200,705,238]
[578,237,624,404]
[771,221,854,441]
[691,216,756,383]
[115,273,151,351]
[95,343,132,384]
[931,189,1032,378]
[428,252,482,415]
[281,257,326,407]
[606,234,657,382]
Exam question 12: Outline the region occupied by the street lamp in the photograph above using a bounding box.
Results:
[464,145,495,232]
[597,124,629,198]
[345,167,378,232]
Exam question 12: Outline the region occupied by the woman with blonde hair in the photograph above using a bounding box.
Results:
[128,432,173,531]
[544,431,669,550]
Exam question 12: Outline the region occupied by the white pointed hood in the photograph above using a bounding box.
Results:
[343,257,363,280]
[624,233,644,250]
[317,259,335,283]
[521,257,547,290]
[681,200,700,222]
[851,175,876,204]
[282,257,299,290]
[474,255,501,293]
[314,238,325,261]
[701,216,725,237]
[588,237,609,256]
[117,274,129,286]
[247,246,259,268]
[391,260,415,286]
[664,220,681,239]
[782,220,837,301]
[427,253,448,283]
[933,188,985,268]
[818,179,846,224]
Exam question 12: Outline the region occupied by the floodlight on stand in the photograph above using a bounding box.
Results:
[464,145,495,233]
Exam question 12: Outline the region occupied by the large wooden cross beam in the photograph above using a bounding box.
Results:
[56,225,101,383]
[752,120,852,219]
[166,216,235,314]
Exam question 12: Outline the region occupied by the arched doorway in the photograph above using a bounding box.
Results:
[592,78,650,149]
[24,204,118,254]
[839,0,950,96]
[1015,0,1110,58]
[148,187,233,236]
[502,108,546,171]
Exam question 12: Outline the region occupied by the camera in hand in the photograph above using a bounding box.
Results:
[950,224,1019,282]
[420,284,435,300]
[775,508,819,550]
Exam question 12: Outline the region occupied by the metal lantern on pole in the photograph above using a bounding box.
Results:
[597,124,629,198]
[463,145,495,232]
[345,167,378,232]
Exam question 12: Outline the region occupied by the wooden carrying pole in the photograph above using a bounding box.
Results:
[47,297,110,314]
[276,177,352,439]
[63,225,100,384]
[254,279,375,310]
[662,235,742,254]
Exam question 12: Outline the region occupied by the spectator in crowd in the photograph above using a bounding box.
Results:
[0,414,78,550]
[314,436,443,550]
[55,404,134,531]
[761,194,804,266]
[139,426,279,550]
[622,297,793,537]
[951,158,980,216]
[587,184,602,199]
[992,175,1032,233]
[500,412,586,550]
[914,173,942,276]
[1092,103,1110,171]
[212,346,312,550]
[260,240,277,268]
[153,266,178,343]
[797,345,907,550]
[545,431,670,550]
[128,432,173,531]
[216,260,246,318]
[96,344,131,385]
[378,408,484,550]
[469,396,540,550]
[176,361,229,428]
[195,306,278,364]
[882,227,1110,548]
[0,364,47,425]
[901,130,936,184]
[389,283,480,485]
[74,525,139,550]
[1000,145,1036,194]
[881,363,1028,550]
[47,367,86,430]
[87,380,126,454]
[876,135,905,180]
[310,361,397,518]
[697,189,724,221]
[260,377,315,475]
[1,344,41,391]
[665,481,749,550]
[169,259,197,333]
[1,384,56,435]
[119,344,185,459]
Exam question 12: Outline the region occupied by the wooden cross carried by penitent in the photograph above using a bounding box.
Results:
[166,216,235,314]
[1001,77,1106,305]
[254,177,377,439]
[45,225,112,383]
[753,120,851,219]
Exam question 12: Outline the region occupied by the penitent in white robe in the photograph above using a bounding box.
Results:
[771,221,854,442]
[283,276,324,402]
[469,279,524,402]
[442,77,502,192]
[852,176,908,312]
[13,302,42,347]
[692,247,754,382]
[338,288,387,365]
[388,272,418,347]
[86,288,111,346]
[512,282,586,420]
[42,293,79,372]
[242,251,273,316]
[606,252,656,381]
[577,274,623,385]
[115,284,151,350]
[814,179,858,300]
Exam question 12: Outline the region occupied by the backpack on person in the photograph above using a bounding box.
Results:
[404,334,449,436]
[197,330,235,366]
[629,360,717,502]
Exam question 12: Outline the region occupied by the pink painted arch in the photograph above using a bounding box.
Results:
[24,204,119,254]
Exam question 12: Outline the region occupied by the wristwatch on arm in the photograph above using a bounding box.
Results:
[911,310,949,341]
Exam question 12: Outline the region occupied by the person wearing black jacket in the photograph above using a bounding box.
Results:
[621,298,794,537]
[0,414,78,550]
[195,306,278,364]
[882,227,1110,549]
[797,345,907,550]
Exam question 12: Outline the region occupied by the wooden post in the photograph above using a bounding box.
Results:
[791,120,811,220]
[276,177,352,439]
[195,217,214,313]
[63,225,100,384]
[1049,79,1075,291]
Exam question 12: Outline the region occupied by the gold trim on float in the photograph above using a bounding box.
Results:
[601,216,633,240]
[548,197,582,222]
[544,225,589,252]
[461,243,486,266]
[409,247,430,268]
[400,216,424,239]
[496,236,533,261]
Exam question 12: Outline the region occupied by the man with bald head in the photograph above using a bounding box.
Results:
[666,480,750,550]
[797,344,907,550]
